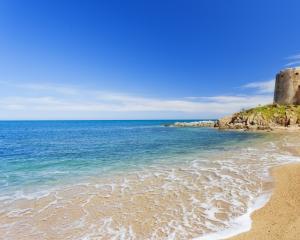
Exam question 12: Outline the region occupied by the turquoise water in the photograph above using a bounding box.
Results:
[2,121,300,239]
[0,120,264,195]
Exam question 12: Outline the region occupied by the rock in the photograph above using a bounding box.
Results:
[246,114,255,125]
[165,121,216,128]
[215,115,232,129]
[167,105,300,131]
[286,111,298,125]
[215,104,300,131]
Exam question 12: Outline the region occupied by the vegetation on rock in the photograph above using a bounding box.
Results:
[216,104,300,130]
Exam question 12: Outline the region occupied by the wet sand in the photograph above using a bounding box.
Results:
[1,133,299,239]
[228,163,300,240]
[0,143,279,240]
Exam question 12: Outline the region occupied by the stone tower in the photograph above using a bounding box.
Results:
[274,67,300,105]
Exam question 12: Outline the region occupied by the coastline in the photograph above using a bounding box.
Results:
[227,163,300,240]
[1,122,300,239]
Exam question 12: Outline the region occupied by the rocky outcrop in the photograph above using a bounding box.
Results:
[215,104,300,131]
[166,120,216,128]
[165,105,300,131]
[216,113,272,130]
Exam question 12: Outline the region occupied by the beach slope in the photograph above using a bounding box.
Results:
[228,164,300,240]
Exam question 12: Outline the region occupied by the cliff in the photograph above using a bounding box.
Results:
[216,104,300,131]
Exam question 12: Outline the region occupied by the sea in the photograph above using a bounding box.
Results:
[0,120,299,240]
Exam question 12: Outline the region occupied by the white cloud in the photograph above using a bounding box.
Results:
[0,81,273,120]
[285,54,300,67]
[242,80,275,94]
[0,81,79,95]
[285,61,300,67]
[286,54,300,59]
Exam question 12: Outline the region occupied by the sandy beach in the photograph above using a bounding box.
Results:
[228,163,300,240]
[1,127,300,239]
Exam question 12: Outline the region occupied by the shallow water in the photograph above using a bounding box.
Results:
[0,121,299,239]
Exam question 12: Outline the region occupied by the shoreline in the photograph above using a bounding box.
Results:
[164,120,300,132]
[1,127,299,239]
[227,163,300,240]
[195,191,272,240]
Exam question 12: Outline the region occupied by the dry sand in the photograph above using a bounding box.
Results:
[228,163,300,240]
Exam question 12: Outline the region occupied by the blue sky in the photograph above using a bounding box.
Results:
[0,0,300,119]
